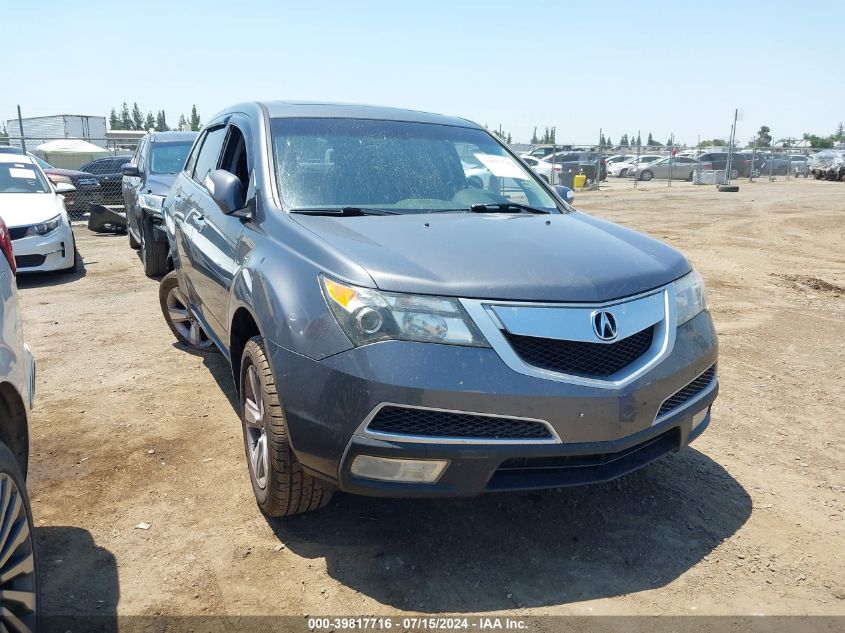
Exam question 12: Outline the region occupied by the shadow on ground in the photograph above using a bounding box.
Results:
[16,263,87,288]
[268,448,750,612]
[36,525,119,631]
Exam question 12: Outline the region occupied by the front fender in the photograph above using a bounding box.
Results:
[229,262,354,361]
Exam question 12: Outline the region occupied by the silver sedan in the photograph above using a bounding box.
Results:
[636,156,699,181]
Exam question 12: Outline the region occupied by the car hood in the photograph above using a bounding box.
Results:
[293,211,690,302]
[44,167,90,177]
[141,174,178,195]
[0,193,66,227]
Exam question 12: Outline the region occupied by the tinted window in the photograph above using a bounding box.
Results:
[218,125,250,208]
[192,127,228,183]
[149,142,193,175]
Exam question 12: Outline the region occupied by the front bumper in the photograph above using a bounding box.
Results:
[269,310,718,497]
[12,225,75,273]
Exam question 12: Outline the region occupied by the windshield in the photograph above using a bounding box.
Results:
[28,154,53,170]
[0,161,50,193]
[150,142,193,174]
[270,118,561,214]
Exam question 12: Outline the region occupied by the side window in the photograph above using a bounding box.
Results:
[192,126,228,185]
[136,138,148,172]
[183,135,203,175]
[218,125,251,208]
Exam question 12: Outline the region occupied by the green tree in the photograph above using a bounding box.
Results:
[606,137,613,147]
[756,125,772,147]
[697,138,726,148]
[530,127,539,144]
[131,102,144,131]
[834,122,845,142]
[646,132,654,146]
[144,111,155,130]
[190,105,202,131]
[620,133,628,146]
[506,133,512,144]
[802,133,834,149]
[109,108,121,130]
[178,114,188,131]
[155,110,169,132]
[635,133,642,146]
[119,102,132,131]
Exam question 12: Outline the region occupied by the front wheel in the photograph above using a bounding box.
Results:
[0,442,39,631]
[639,170,653,181]
[61,234,81,274]
[240,336,333,517]
[618,168,628,177]
[141,217,168,277]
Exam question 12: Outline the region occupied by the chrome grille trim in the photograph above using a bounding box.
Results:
[355,403,562,445]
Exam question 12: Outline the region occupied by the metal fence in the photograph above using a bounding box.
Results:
[514,140,834,191]
[1,136,140,220]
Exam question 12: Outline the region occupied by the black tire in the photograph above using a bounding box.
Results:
[718,185,740,192]
[813,170,822,180]
[540,174,549,183]
[141,216,168,277]
[687,171,694,182]
[61,234,81,274]
[618,168,628,177]
[240,336,332,517]
[158,271,216,351]
[0,442,40,630]
[730,168,739,179]
[128,226,141,249]
[639,170,653,182]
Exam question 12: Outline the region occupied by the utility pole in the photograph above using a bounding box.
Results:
[17,105,26,153]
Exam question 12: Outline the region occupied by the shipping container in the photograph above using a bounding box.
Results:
[5,114,108,148]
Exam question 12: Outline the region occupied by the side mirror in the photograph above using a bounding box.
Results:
[121,163,141,177]
[205,169,244,215]
[552,184,574,204]
[55,182,76,194]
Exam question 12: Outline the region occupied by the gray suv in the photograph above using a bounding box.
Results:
[158,101,718,517]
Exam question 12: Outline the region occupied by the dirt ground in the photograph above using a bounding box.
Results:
[17,178,844,619]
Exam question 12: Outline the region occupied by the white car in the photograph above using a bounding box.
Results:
[608,154,663,177]
[520,155,556,182]
[0,154,78,273]
[0,214,38,627]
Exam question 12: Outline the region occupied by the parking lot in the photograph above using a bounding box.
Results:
[19,178,844,618]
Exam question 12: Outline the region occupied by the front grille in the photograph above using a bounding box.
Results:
[15,254,46,268]
[367,406,553,440]
[75,178,100,187]
[657,365,716,417]
[8,226,28,240]
[488,428,679,490]
[503,327,654,377]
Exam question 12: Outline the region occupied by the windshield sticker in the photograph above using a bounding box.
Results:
[473,153,529,179]
[9,168,38,180]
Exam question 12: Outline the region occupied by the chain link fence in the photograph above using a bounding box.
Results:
[1,136,139,220]
[513,140,836,191]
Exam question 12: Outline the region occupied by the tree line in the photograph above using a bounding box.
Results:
[109,103,202,132]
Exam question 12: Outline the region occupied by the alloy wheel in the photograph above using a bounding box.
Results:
[0,473,37,632]
[243,364,268,490]
[165,287,213,349]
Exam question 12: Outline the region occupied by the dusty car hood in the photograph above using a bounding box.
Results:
[0,192,66,227]
[293,211,691,302]
[140,174,178,196]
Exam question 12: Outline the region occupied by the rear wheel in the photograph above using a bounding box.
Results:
[141,216,168,277]
[0,442,39,632]
[618,168,628,177]
[158,271,215,351]
[640,169,653,181]
[240,336,332,517]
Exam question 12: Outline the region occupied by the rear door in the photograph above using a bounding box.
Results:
[123,137,147,236]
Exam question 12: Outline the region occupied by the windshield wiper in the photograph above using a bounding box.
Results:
[469,203,551,215]
[288,206,400,216]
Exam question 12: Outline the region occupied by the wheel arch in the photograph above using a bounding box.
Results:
[0,382,29,477]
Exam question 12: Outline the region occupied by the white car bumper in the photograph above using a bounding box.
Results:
[12,224,75,273]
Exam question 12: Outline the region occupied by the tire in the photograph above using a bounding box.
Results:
[751,169,761,178]
[158,271,216,351]
[639,170,653,182]
[141,216,168,277]
[128,226,141,249]
[618,168,627,177]
[718,185,740,192]
[540,174,549,183]
[240,336,333,517]
[61,234,81,274]
[730,168,739,179]
[687,171,694,182]
[0,442,39,631]
[813,170,822,180]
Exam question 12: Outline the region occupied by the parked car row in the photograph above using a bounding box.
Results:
[113,101,721,520]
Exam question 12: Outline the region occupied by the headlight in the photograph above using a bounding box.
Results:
[138,193,166,216]
[47,174,72,185]
[321,276,489,347]
[25,215,62,237]
[674,270,708,326]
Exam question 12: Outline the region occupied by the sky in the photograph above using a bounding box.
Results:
[3,0,843,146]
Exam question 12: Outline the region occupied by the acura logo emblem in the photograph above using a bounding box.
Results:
[592,310,618,341]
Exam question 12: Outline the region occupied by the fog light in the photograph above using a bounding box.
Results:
[350,456,448,483]
[691,407,709,430]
